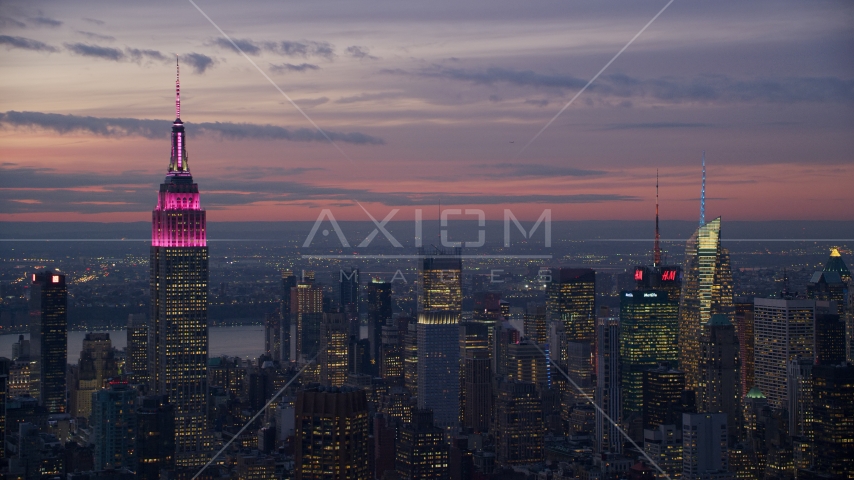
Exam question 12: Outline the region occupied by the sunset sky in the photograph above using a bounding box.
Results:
[1,0,852,223]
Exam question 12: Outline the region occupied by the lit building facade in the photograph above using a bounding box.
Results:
[396,409,449,480]
[320,312,349,387]
[753,297,815,409]
[678,217,734,391]
[28,270,67,414]
[418,249,462,313]
[643,365,685,430]
[495,381,544,466]
[148,63,210,466]
[294,385,370,480]
[546,268,596,348]
[619,290,678,417]
[126,313,149,385]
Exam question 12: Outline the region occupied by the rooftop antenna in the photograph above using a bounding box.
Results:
[700,151,706,226]
[652,169,661,267]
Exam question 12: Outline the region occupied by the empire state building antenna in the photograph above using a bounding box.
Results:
[700,151,706,226]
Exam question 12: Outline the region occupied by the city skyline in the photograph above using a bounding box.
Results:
[2,0,853,223]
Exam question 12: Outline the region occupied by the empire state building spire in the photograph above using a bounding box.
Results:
[168,57,189,175]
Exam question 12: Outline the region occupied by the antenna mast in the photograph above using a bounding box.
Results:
[700,151,706,226]
[652,169,661,267]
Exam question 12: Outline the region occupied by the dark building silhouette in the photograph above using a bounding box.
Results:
[281,270,297,363]
[808,363,854,478]
[495,381,544,466]
[734,299,755,397]
[29,270,67,414]
[643,365,685,429]
[698,314,741,439]
[815,312,845,366]
[91,380,137,471]
[366,279,391,375]
[135,395,176,480]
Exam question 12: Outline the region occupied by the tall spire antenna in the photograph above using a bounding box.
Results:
[700,151,706,226]
[175,55,181,120]
[654,169,661,266]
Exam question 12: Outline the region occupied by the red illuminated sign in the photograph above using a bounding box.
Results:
[51,275,60,283]
[661,270,677,282]
[634,268,644,281]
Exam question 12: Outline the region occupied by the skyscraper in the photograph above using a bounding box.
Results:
[809,363,854,478]
[149,62,210,466]
[281,270,297,363]
[72,332,118,420]
[417,311,460,433]
[546,268,596,348]
[396,408,449,480]
[643,365,685,430]
[753,297,815,409]
[135,395,176,480]
[340,267,360,339]
[320,312,349,387]
[91,380,137,471]
[596,316,622,454]
[619,290,679,418]
[265,311,283,363]
[28,270,67,414]
[293,279,324,380]
[698,314,741,436]
[734,299,755,397]
[418,248,462,313]
[678,217,734,391]
[495,382,544,466]
[367,279,391,374]
[294,385,370,480]
[461,322,492,433]
[126,313,148,385]
[682,412,730,480]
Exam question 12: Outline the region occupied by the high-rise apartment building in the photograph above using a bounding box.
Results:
[28,270,67,414]
[460,321,491,433]
[294,385,370,480]
[619,290,679,417]
[523,304,547,345]
[753,297,815,409]
[148,63,210,466]
[546,268,596,348]
[679,217,734,391]
[417,311,460,432]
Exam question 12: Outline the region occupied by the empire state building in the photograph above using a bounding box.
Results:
[149,60,210,467]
